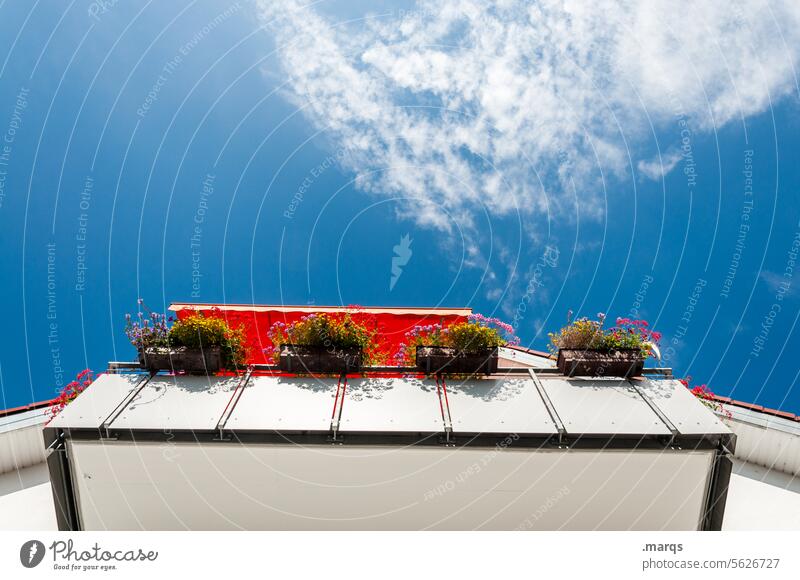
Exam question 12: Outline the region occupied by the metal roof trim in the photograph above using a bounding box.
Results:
[169,303,473,316]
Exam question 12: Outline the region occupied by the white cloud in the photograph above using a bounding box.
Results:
[637,150,683,181]
[761,271,794,296]
[258,0,800,230]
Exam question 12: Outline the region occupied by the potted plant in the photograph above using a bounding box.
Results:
[125,308,171,368]
[548,314,660,377]
[395,314,519,375]
[125,303,246,374]
[266,311,380,374]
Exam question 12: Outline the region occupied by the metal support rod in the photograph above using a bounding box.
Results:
[100,373,153,438]
[528,369,567,444]
[215,368,253,437]
[435,374,454,444]
[330,374,348,441]
[628,378,679,445]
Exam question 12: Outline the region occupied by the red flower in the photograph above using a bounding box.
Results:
[47,369,95,423]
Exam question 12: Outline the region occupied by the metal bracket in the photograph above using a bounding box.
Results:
[330,374,348,442]
[628,377,679,446]
[99,372,153,439]
[435,374,454,445]
[45,430,65,453]
[528,369,567,444]
[214,368,253,440]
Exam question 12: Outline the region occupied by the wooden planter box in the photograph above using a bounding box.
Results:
[415,346,499,375]
[279,344,362,374]
[139,346,222,375]
[556,348,644,378]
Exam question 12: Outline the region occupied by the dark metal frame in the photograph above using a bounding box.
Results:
[43,428,81,531]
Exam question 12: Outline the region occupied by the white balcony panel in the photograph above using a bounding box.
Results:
[225,376,336,432]
[540,377,671,436]
[445,377,558,435]
[49,373,147,430]
[636,378,730,435]
[108,375,241,431]
[339,377,443,433]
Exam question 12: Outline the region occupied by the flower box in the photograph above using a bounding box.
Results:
[415,346,499,375]
[279,344,363,374]
[556,348,644,378]
[139,346,222,374]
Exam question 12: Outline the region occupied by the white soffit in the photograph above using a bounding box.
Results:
[445,376,558,435]
[636,378,730,435]
[108,375,240,431]
[539,377,671,436]
[338,377,443,433]
[0,407,49,435]
[49,373,146,430]
[67,442,715,530]
[225,376,336,432]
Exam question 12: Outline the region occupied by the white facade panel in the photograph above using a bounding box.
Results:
[68,440,714,531]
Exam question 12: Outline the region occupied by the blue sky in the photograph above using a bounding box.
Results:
[0,0,799,411]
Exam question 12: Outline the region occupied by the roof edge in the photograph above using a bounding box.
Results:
[0,398,55,419]
[712,395,799,423]
[169,303,473,316]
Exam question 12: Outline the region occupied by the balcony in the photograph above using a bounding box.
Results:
[42,339,734,530]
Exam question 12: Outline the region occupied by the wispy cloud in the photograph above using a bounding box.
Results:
[761,271,795,296]
[637,150,683,180]
[259,0,800,230]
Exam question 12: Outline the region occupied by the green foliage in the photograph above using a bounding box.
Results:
[547,318,605,351]
[168,313,246,370]
[394,314,516,365]
[267,312,382,366]
[549,314,661,357]
[446,321,506,352]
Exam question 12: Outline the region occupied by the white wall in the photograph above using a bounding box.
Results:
[0,463,56,530]
[68,440,714,531]
[0,408,49,474]
[723,459,800,530]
